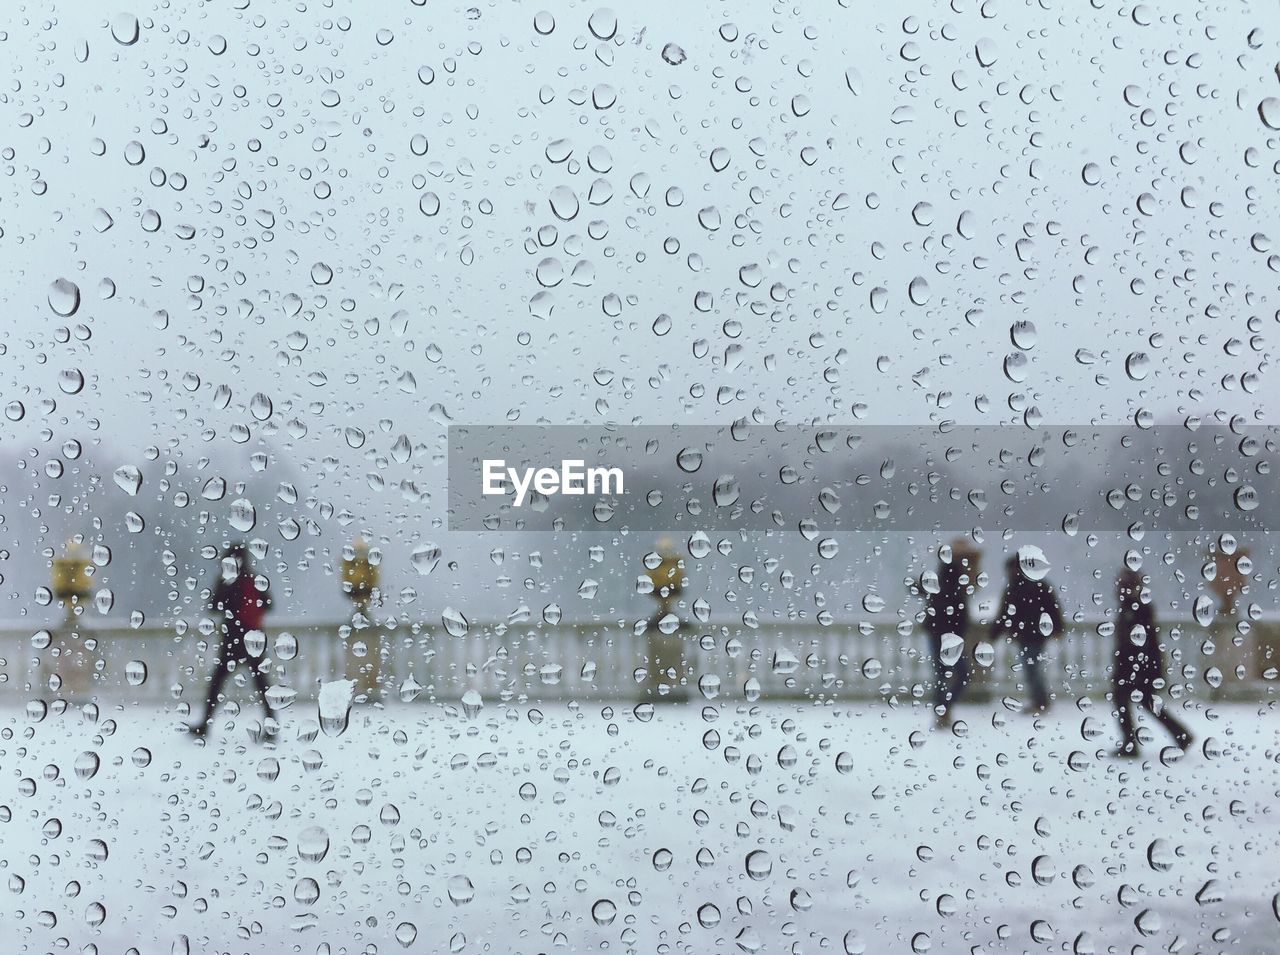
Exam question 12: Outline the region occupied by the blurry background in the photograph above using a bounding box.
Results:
[1,1,1278,952]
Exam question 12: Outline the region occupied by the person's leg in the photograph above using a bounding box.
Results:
[251,659,273,720]
[950,652,971,708]
[1115,682,1138,753]
[1019,642,1049,711]
[199,652,229,731]
[1143,691,1193,750]
[930,635,949,711]
[1031,655,1049,710]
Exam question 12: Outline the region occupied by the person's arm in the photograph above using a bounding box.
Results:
[210,578,235,632]
[990,587,1012,637]
[211,579,230,613]
[1046,586,1065,637]
[919,574,938,635]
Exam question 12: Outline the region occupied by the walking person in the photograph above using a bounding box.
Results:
[992,547,1064,713]
[189,543,273,736]
[922,539,979,728]
[1112,567,1193,757]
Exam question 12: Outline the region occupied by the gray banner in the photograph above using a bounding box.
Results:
[447,424,1276,533]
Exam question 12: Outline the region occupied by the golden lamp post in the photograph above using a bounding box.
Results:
[49,540,93,696]
[1209,545,1251,699]
[340,537,381,700]
[642,537,688,701]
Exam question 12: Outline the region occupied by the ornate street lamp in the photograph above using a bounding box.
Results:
[340,537,381,699]
[642,537,688,701]
[1208,545,1251,698]
[49,539,93,697]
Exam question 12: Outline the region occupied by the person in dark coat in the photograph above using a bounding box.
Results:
[189,543,273,736]
[923,539,979,727]
[991,548,1064,713]
[1112,567,1192,757]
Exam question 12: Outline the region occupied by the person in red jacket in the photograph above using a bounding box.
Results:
[189,543,273,736]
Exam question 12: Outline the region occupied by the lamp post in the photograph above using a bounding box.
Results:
[642,538,688,701]
[340,537,381,700]
[1209,545,1250,700]
[50,540,92,697]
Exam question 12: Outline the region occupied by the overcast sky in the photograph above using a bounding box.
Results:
[1,0,1276,624]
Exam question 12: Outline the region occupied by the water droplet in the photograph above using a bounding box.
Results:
[591,898,617,925]
[113,465,142,496]
[317,680,355,737]
[297,825,329,863]
[1193,595,1214,627]
[939,633,964,667]
[412,544,441,576]
[74,751,100,780]
[1259,97,1280,131]
[587,8,617,41]
[110,13,140,46]
[48,278,81,316]
[461,689,484,719]
[228,499,256,533]
[447,874,475,905]
[293,877,320,905]
[443,606,469,637]
[1235,485,1259,512]
[712,475,740,506]
[745,849,772,880]
[1017,545,1050,581]
[399,674,423,703]
[244,629,266,657]
[274,632,298,660]
[396,922,419,947]
[1010,321,1037,350]
[58,368,85,395]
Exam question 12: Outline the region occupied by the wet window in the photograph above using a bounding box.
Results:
[1,3,1278,953]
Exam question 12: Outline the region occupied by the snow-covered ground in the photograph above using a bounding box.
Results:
[1,697,1276,954]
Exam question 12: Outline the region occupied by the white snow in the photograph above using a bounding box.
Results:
[1,698,1276,953]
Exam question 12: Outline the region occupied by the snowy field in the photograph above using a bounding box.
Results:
[1,697,1277,954]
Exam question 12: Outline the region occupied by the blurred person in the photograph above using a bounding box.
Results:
[992,547,1064,713]
[188,543,273,736]
[1112,567,1192,758]
[922,539,979,728]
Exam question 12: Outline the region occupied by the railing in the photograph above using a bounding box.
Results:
[0,616,1275,708]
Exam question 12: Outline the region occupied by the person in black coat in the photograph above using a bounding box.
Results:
[1112,567,1192,757]
[992,549,1064,712]
[922,540,978,727]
